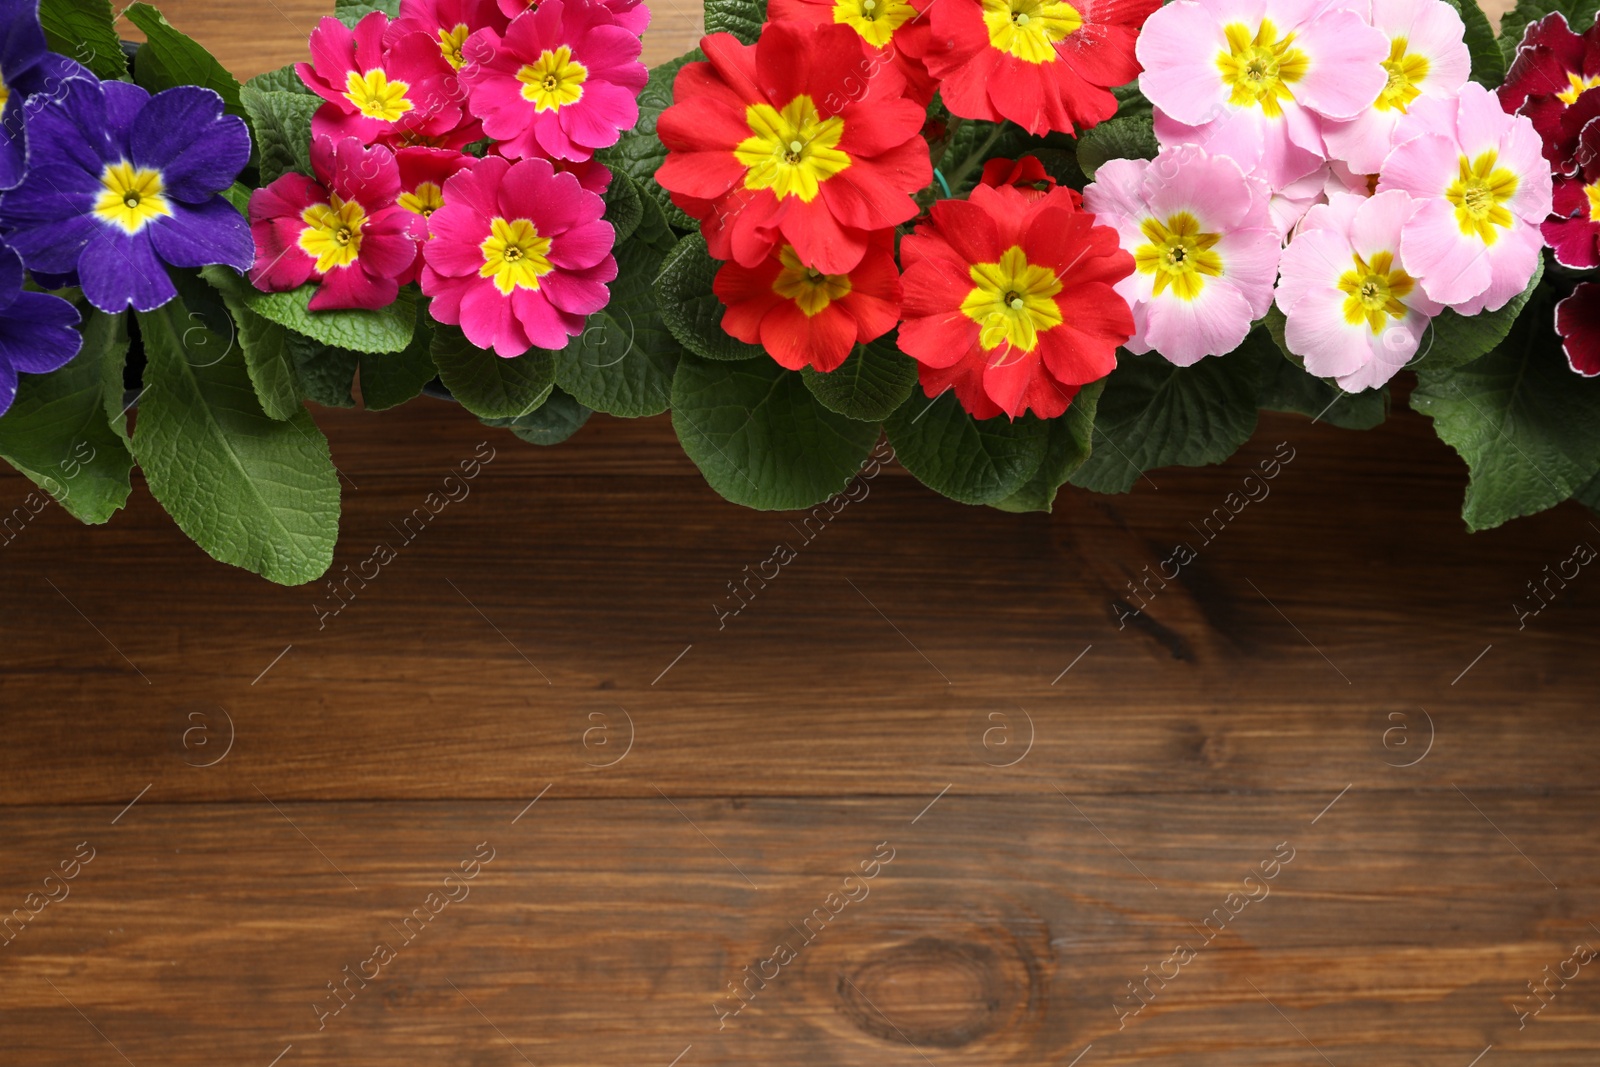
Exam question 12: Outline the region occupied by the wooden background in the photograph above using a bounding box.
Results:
[5,2,1600,1065]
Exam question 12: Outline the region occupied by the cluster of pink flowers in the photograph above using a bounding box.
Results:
[1084,0,1552,392]
[249,0,648,354]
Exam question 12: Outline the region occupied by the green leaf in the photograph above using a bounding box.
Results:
[241,86,320,184]
[705,0,767,44]
[430,324,555,419]
[246,283,417,354]
[654,233,765,362]
[672,354,881,509]
[1069,349,1263,494]
[633,186,681,252]
[222,181,252,215]
[1074,113,1157,181]
[202,265,302,421]
[0,307,133,525]
[38,0,127,80]
[123,4,246,124]
[334,0,401,25]
[1411,295,1600,530]
[1574,467,1600,513]
[287,334,359,408]
[245,63,317,96]
[604,170,644,246]
[1253,315,1389,430]
[360,306,437,411]
[482,387,593,446]
[1416,255,1545,371]
[802,336,918,422]
[884,389,1049,505]
[990,380,1104,513]
[557,240,682,416]
[133,300,341,586]
[598,50,702,231]
[1437,0,1507,86]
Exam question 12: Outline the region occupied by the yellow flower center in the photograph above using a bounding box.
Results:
[1336,250,1415,334]
[982,0,1081,64]
[399,180,445,218]
[1133,212,1223,301]
[518,46,587,111]
[93,161,172,235]
[438,23,471,69]
[1586,181,1600,220]
[959,246,1063,353]
[1217,20,1309,118]
[1375,37,1428,113]
[1558,71,1600,105]
[734,95,851,203]
[344,68,413,122]
[1445,150,1518,244]
[298,196,367,273]
[480,217,554,295]
[771,245,852,316]
[832,0,919,48]
[0,69,9,112]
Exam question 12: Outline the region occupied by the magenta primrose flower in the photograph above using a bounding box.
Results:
[460,0,648,162]
[422,155,618,355]
[299,12,470,148]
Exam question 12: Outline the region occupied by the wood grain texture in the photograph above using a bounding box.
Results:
[3,2,1596,1065]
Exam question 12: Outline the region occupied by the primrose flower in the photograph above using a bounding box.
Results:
[249,137,426,310]
[0,79,252,313]
[1082,145,1279,366]
[1556,281,1600,376]
[0,243,81,419]
[1499,12,1600,174]
[459,0,647,162]
[1275,190,1441,391]
[299,13,469,148]
[1543,114,1600,268]
[497,0,650,35]
[767,0,938,106]
[919,0,1161,135]
[391,0,509,70]
[897,183,1133,420]
[1139,0,1388,187]
[1319,0,1470,174]
[656,22,931,275]
[1378,83,1551,313]
[713,228,902,372]
[981,155,1064,202]
[421,155,617,355]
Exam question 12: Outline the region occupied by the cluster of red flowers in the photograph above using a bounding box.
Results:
[656,0,1157,419]
[1500,11,1600,376]
[250,0,647,355]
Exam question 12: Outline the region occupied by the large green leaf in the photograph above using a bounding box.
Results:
[1069,349,1263,494]
[802,336,918,422]
[604,171,644,246]
[335,0,401,24]
[287,334,359,408]
[481,388,593,446]
[671,354,881,509]
[0,307,133,524]
[38,0,127,79]
[1074,113,1157,181]
[241,86,320,184]
[1415,256,1545,371]
[360,306,437,411]
[203,265,301,421]
[430,324,555,419]
[598,50,703,231]
[1411,295,1600,530]
[884,389,1049,505]
[556,240,682,416]
[247,283,417,354]
[654,234,765,362]
[705,0,767,43]
[245,63,317,96]
[991,380,1104,513]
[123,4,246,123]
[133,301,341,585]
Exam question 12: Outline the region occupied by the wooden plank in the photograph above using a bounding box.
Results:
[1,795,1595,1066]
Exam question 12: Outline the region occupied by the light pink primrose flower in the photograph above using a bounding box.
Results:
[1083,145,1280,366]
[1378,82,1552,313]
[1139,0,1389,188]
[1275,190,1443,391]
[1319,0,1470,174]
